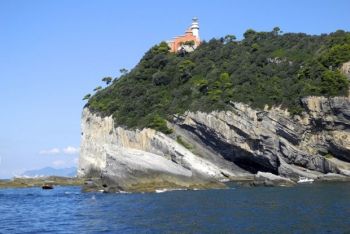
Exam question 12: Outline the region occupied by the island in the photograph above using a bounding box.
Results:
[77,20,350,193]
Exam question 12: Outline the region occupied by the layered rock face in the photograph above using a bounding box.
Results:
[79,95,350,191]
[78,109,241,192]
[172,98,350,180]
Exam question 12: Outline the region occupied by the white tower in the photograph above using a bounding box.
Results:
[190,17,200,41]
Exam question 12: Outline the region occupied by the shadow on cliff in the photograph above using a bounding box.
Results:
[178,123,279,174]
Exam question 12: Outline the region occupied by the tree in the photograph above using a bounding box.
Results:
[120,68,129,75]
[321,44,350,68]
[272,27,281,36]
[156,41,170,53]
[102,77,113,85]
[82,94,91,100]
[243,29,257,39]
[321,70,349,96]
[183,40,195,48]
[224,35,237,44]
[147,115,173,134]
[93,86,102,92]
[243,29,257,46]
[219,72,232,89]
[152,71,171,86]
[251,43,260,52]
[192,75,209,94]
[178,60,195,83]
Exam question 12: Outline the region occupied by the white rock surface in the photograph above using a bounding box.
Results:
[78,108,239,189]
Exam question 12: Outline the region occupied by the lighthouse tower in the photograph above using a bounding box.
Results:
[167,18,201,53]
[191,17,200,41]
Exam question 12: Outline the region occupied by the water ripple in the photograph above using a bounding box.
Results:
[0,183,350,233]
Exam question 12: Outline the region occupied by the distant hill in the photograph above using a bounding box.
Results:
[20,167,77,178]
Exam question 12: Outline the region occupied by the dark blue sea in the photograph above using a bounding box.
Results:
[0,182,350,233]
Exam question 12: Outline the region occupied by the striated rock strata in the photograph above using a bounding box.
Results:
[78,108,235,192]
[79,95,350,192]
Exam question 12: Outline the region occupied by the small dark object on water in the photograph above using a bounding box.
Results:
[42,184,54,190]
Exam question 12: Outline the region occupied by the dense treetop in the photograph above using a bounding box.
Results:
[86,28,350,133]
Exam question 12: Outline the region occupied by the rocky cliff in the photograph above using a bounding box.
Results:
[79,93,350,192]
[172,98,350,179]
[78,108,236,192]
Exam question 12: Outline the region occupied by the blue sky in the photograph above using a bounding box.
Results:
[0,0,349,178]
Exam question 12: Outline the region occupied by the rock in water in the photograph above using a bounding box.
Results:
[253,172,295,187]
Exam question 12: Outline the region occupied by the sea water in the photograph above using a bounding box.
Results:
[0,182,349,233]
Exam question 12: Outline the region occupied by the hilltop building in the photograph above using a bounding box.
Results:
[167,18,201,53]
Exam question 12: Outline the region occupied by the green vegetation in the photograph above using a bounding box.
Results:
[181,40,195,48]
[93,86,102,92]
[176,136,193,149]
[86,29,350,133]
[83,94,91,100]
[146,115,173,134]
[102,77,113,85]
[119,68,129,75]
[324,153,334,159]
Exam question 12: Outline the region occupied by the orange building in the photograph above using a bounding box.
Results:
[167,18,201,53]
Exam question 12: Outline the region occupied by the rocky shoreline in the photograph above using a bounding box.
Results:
[82,171,350,193]
[0,176,84,189]
[1,174,349,192]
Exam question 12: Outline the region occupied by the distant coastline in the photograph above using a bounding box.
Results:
[0,176,83,189]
